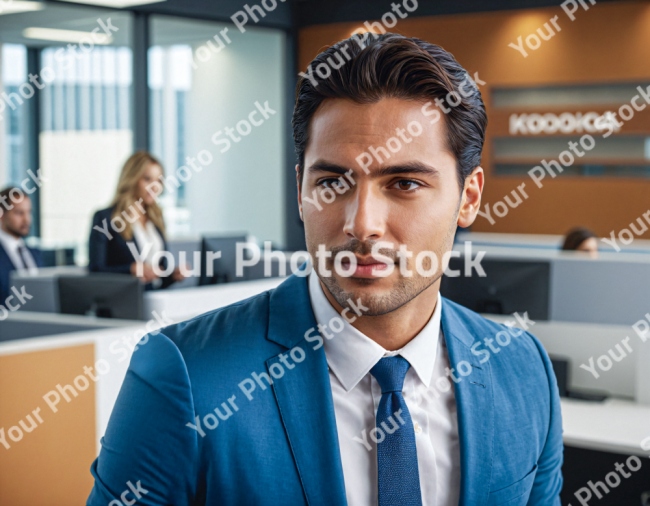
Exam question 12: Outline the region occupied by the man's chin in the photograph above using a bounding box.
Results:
[322,277,402,315]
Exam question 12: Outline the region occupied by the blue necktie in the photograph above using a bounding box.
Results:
[370,356,423,506]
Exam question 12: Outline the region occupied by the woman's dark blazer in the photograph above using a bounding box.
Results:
[88,207,175,289]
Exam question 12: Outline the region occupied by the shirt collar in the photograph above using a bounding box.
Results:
[307,269,442,392]
[0,227,24,251]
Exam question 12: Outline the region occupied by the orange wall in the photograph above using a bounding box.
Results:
[0,345,96,506]
[298,1,650,237]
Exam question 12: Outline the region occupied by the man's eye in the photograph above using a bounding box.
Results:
[317,178,343,189]
[392,180,422,191]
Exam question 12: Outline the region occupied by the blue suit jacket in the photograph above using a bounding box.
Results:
[87,272,563,506]
[0,241,43,303]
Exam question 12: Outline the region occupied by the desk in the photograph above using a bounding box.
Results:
[485,316,650,401]
[143,277,285,321]
[561,398,650,456]
[561,398,650,505]
[0,310,139,342]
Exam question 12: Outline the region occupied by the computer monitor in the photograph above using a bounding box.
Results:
[439,258,550,320]
[550,357,569,397]
[200,234,248,285]
[57,274,144,320]
[41,247,76,267]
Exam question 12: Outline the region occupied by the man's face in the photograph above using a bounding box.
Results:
[298,97,483,316]
[1,196,32,238]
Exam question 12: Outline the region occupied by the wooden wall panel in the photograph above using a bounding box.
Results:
[0,345,96,506]
[298,1,650,238]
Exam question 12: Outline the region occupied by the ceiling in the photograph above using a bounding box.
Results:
[0,2,132,47]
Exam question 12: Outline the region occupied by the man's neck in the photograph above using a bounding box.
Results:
[320,278,440,351]
[0,225,20,241]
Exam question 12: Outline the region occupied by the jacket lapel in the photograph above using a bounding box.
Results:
[441,298,495,506]
[0,242,12,268]
[266,273,348,506]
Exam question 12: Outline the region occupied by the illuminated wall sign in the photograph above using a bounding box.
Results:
[509,112,621,135]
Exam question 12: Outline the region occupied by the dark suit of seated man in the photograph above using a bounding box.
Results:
[87,34,563,506]
[0,187,43,306]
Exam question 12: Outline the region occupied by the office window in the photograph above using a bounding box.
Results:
[1,44,28,187]
[31,10,134,263]
[149,16,286,245]
[148,44,192,232]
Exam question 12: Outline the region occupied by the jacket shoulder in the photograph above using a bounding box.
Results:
[92,207,114,222]
[158,289,273,353]
[441,296,546,363]
[441,296,524,335]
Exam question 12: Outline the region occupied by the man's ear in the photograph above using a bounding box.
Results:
[457,166,484,228]
[296,164,304,221]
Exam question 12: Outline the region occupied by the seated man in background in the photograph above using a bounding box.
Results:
[0,187,42,303]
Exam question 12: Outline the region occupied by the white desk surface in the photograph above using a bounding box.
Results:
[144,277,286,321]
[561,398,650,456]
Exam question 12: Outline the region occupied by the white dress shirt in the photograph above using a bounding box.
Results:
[0,227,38,273]
[131,220,165,289]
[307,270,461,506]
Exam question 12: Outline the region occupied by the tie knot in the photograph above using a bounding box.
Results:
[370,356,410,394]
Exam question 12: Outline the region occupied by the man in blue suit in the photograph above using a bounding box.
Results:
[0,187,42,305]
[88,33,562,505]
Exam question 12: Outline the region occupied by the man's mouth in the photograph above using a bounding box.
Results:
[339,255,391,278]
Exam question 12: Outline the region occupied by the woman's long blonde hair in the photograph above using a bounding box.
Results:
[111,151,166,241]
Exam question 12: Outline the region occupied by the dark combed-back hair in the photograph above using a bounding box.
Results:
[562,227,597,250]
[292,33,487,189]
[0,186,26,203]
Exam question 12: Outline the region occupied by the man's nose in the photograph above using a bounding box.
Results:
[342,184,386,242]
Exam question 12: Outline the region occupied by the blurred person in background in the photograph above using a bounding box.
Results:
[562,227,598,257]
[0,187,42,303]
[88,151,185,289]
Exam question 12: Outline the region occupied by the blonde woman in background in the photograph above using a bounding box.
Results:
[88,151,185,289]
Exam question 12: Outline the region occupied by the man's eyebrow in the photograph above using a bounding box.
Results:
[374,162,441,178]
[307,160,441,178]
[306,161,350,176]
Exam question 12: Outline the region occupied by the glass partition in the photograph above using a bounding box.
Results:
[149,15,286,245]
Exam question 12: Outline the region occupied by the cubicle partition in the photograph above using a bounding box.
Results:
[0,325,142,505]
[11,243,299,319]
[10,266,87,313]
[457,231,650,254]
[0,311,139,343]
[0,278,286,505]
[449,243,650,326]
